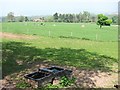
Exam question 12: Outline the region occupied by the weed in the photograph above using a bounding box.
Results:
[60,76,76,87]
[16,81,31,89]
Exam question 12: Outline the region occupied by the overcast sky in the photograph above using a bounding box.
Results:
[0,0,119,16]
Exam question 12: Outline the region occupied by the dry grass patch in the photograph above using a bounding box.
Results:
[0,32,37,40]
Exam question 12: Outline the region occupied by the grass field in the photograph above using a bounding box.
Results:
[1,22,118,88]
[2,22,118,58]
[2,22,118,41]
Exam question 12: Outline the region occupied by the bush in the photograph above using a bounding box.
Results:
[36,76,76,89]
[60,76,76,87]
[16,81,31,89]
[105,19,112,24]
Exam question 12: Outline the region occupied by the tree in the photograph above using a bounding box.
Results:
[82,11,90,22]
[76,14,80,22]
[68,14,74,23]
[79,12,84,22]
[112,16,118,24]
[46,16,54,22]
[7,12,14,22]
[97,14,112,28]
[53,12,58,22]
[19,16,24,22]
[58,14,62,22]
[62,14,66,22]
[25,16,29,22]
[60,14,65,22]
[91,16,96,22]
[105,20,112,25]
[64,14,69,22]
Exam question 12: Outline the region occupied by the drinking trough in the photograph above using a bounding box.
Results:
[24,66,72,87]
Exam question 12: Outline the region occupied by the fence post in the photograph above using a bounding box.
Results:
[71,32,73,37]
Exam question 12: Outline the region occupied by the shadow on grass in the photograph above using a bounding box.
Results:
[59,36,90,40]
[2,41,117,78]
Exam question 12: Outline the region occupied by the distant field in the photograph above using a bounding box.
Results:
[2,22,118,41]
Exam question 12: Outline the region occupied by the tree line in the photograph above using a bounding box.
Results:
[7,12,29,22]
[2,11,118,25]
[53,12,118,24]
[53,11,94,23]
[53,12,114,28]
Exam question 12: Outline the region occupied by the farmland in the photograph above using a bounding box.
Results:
[2,22,118,58]
[1,22,118,88]
[2,22,118,41]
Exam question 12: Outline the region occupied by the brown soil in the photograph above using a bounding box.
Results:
[0,32,37,40]
[1,62,118,89]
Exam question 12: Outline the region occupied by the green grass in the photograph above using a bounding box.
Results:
[2,40,118,76]
[1,22,118,77]
[2,35,118,59]
[2,22,118,41]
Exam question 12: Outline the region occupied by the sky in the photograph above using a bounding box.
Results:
[0,0,119,16]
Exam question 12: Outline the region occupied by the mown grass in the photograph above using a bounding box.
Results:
[2,40,117,77]
[2,22,118,41]
[2,36,118,77]
[2,35,118,59]
[1,22,118,78]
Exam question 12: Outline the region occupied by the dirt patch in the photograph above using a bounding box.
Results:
[0,32,37,40]
[1,62,118,89]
